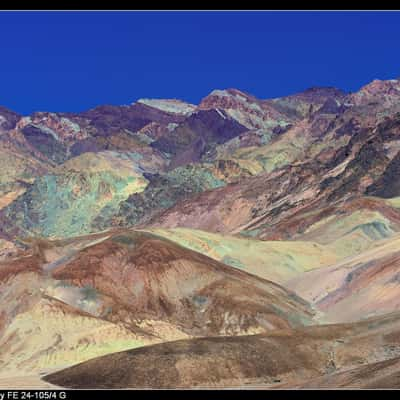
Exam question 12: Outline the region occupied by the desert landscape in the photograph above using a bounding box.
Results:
[1,74,400,388]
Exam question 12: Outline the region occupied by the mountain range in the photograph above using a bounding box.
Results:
[2,77,400,388]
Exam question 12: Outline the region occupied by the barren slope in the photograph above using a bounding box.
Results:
[44,312,400,389]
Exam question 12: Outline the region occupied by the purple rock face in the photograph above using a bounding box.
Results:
[152,109,248,159]
[70,137,104,156]
[317,97,344,115]
[295,86,347,101]
[366,149,400,198]
[0,106,21,131]
[188,109,248,142]
[77,103,187,137]
[21,124,68,163]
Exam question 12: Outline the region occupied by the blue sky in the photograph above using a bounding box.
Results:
[1,11,399,115]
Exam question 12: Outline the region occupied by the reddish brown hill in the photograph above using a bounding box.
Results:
[47,231,314,336]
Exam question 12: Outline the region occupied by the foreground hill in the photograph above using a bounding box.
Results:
[43,311,400,389]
